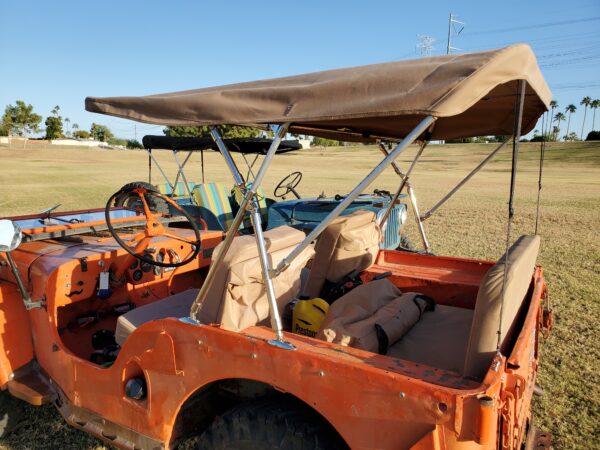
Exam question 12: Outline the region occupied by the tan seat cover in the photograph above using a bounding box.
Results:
[304,210,380,298]
[195,226,314,331]
[463,235,540,378]
[317,279,429,353]
[115,289,199,346]
[387,305,474,373]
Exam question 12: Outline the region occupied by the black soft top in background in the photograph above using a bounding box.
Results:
[142,135,302,154]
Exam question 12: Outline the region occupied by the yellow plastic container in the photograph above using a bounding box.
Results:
[292,298,329,338]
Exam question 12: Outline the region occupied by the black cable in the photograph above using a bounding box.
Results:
[467,16,600,36]
[201,148,205,183]
[535,112,546,235]
[497,80,526,351]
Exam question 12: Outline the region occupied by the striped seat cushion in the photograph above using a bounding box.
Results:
[192,182,235,230]
[232,184,270,227]
[156,182,195,197]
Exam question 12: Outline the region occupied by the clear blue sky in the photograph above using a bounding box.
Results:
[1,0,599,140]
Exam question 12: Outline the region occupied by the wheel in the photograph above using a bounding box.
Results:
[106,181,204,268]
[274,171,303,199]
[196,396,348,450]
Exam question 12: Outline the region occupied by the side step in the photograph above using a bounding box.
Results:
[7,364,55,406]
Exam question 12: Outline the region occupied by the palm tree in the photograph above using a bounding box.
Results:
[554,112,566,140]
[64,117,71,137]
[552,126,560,141]
[565,104,576,138]
[547,100,558,140]
[580,96,592,139]
[592,99,600,132]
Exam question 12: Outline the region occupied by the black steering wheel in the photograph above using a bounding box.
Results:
[105,182,203,268]
[274,171,303,199]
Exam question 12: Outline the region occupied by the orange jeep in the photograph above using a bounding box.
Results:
[0,44,552,449]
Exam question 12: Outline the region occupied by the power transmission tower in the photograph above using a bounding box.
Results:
[446,13,465,54]
[416,35,435,57]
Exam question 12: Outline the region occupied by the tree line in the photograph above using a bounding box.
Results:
[2,97,598,148]
[0,101,143,149]
[543,96,600,142]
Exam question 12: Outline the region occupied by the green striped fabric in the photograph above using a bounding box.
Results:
[192,182,235,230]
[156,182,195,197]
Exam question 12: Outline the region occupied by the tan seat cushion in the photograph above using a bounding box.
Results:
[463,235,540,378]
[304,210,380,298]
[115,289,199,346]
[387,305,474,373]
[195,226,314,331]
[318,278,430,353]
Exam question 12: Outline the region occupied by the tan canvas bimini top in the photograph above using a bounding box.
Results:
[85,44,551,142]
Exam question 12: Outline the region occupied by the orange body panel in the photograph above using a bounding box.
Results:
[0,282,34,387]
[0,210,547,449]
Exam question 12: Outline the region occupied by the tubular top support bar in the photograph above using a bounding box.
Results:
[210,128,245,186]
[190,124,291,325]
[377,140,428,229]
[146,149,174,190]
[378,143,407,179]
[274,115,436,275]
[172,151,194,189]
[171,150,194,198]
[421,137,512,222]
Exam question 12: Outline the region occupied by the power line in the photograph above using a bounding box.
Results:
[466,16,600,36]
[552,82,600,90]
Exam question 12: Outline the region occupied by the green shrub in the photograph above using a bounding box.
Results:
[126,139,143,149]
[585,131,600,141]
[312,137,340,146]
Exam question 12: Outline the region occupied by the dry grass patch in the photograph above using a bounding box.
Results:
[0,141,598,449]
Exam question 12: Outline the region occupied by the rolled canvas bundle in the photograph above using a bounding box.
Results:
[317,279,434,354]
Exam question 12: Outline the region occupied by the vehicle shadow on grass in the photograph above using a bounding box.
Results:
[0,391,106,450]
[0,391,204,450]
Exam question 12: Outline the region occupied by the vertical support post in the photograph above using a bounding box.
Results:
[507,81,526,222]
[249,210,288,344]
[201,149,205,183]
[407,184,430,252]
[497,80,526,351]
[447,12,452,55]
[148,149,152,184]
[190,124,291,345]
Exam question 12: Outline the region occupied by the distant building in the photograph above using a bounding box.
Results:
[50,138,107,147]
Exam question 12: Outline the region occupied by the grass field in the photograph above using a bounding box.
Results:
[0,141,598,449]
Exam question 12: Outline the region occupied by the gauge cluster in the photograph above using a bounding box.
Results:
[127,249,179,284]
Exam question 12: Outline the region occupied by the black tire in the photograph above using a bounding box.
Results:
[113,181,169,215]
[196,396,348,450]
